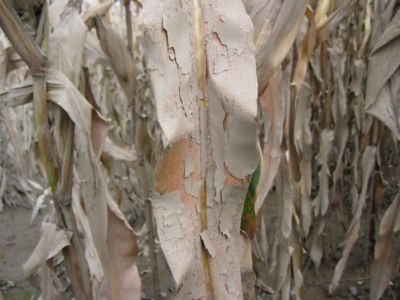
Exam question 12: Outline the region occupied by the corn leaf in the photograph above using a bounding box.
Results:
[370,194,400,300]
[243,0,308,95]
[366,10,400,140]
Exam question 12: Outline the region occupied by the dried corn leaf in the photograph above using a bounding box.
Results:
[243,0,308,94]
[329,39,349,185]
[240,234,256,299]
[0,79,33,109]
[291,230,303,300]
[48,7,88,86]
[45,6,140,296]
[271,158,295,299]
[0,70,103,134]
[309,220,325,268]
[71,185,104,283]
[23,222,72,277]
[94,16,135,97]
[0,169,5,212]
[84,32,111,66]
[48,70,140,300]
[255,56,304,294]
[317,0,355,43]
[82,0,114,29]
[48,0,68,28]
[329,146,376,293]
[294,81,313,236]
[294,0,355,89]
[103,137,137,161]
[255,69,286,214]
[315,0,331,28]
[370,194,400,300]
[366,10,400,139]
[313,129,334,217]
[293,8,316,90]
[48,70,92,132]
[281,161,294,241]
[48,71,140,297]
[97,202,141,300]
[0,0,45,73]
[329,219,360,294]
[260,214,268,262]
[38,264,64,300]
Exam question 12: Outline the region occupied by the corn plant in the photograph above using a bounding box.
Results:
[0,0,399,299]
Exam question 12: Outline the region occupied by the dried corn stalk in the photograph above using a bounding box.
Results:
[143,0,259,297]
[0,1,141,299]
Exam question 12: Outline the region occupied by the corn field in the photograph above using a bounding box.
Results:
[0,0,399,299]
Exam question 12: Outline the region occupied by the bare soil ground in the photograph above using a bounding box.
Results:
[0,206,42,299]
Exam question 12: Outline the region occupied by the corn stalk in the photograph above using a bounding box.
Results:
[0,1,141,299]
[143,0,259,298]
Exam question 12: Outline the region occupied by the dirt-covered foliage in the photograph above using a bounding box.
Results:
[0,0,399,299]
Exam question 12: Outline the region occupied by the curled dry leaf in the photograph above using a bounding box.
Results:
[366,10,400,140]
[273,159,295,299]
[84,32,111,66]
[82,0,114,29]
[23,222,72,277]
[94,16,135,97]
[0,0,45,74]
[35,5,140,298]
[49,70,141,298]
[294,0,355,90]
[103,137,137,161]
[243,0,308,94]
[329,146,376,294]
[313,129,334,217]
[48,0,68,27]
[239,233,256,299]
[0,79,34,109]
[329,38,349,186]
[48,7,88,86]
[97,202,141,300]
[294,82,313,237]
[370,194,400,300]
[254,69,286,214]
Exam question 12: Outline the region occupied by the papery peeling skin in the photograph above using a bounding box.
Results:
[144,0,259,297]
[224,111,259,179]
[143,3,196,144]
[184,155,194,178]
[213,45,229,74]
[200,230,216,258]
[213,16,248,55]
[152,191,195,286]
[163,11,192,74]
[208,79,226,197]
[184,179,201,198]
[219,184,248,235]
